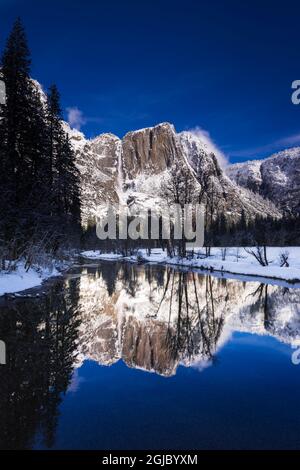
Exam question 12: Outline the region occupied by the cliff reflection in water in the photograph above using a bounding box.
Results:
[77,263,300,377]
[0,261,300,449]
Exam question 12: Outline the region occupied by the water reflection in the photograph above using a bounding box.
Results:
[77,263,300,376]
[0,262,300,449]
[0,279,81,449]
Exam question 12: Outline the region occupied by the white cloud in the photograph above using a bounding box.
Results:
[229,132,300,159]
[188,126,229,167]
[66,106,86,130]
[277,133,300,147]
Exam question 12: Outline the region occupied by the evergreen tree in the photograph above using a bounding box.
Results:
[46,84,62,190]
[0,19,50,253]
[0,19,81,263]
[46,85,81,246]
[0,18,32,243]
[240,209,247,232]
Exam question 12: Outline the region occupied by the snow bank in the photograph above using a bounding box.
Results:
[81,251,124,261]
[0,262,60,297]
[81,247,300,283]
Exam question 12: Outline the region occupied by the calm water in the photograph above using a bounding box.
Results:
[0,261,300,450]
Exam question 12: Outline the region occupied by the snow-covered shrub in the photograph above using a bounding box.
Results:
[279,250,289,267]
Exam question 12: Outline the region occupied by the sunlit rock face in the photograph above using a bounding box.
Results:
[121,316,177,376]
[122,123,180,180]
[63,121,281,226]
[75,263,300,377]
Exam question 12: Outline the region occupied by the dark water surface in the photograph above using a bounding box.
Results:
[0,261,300,450]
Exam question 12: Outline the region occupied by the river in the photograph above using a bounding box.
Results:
[0,261,300,449]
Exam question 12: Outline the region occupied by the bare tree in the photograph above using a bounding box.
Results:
[235,247,241,262]
[279,250,289,267]
[244,246,269,266]
[161,159,200,258]
[221,248,227,261]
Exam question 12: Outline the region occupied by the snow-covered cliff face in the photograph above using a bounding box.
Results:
[226,147,300,215]
[63,124,121,224]
[65,122,281,226]
[178,131,280,222]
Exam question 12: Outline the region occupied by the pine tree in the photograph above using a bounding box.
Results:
[0,18,32,243]
[61,134,81,230]
[218,212,227,236]
[46,84,81,246]
[46,84,61,190]
[240,209,247,232]
[0,19,81,262]
[0,19,50,253]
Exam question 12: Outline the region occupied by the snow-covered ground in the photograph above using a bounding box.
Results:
[2,246,299,298]
[0,262,61,297]
[80,251,124,261]
[81,247,300,283]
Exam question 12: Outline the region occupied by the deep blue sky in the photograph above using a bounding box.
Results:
[0,0,299,162]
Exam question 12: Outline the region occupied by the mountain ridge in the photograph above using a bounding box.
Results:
[64,121,282,226]
[226,147,300,215]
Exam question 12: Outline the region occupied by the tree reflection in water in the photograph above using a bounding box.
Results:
[1,262,300,449]
[160,271,225,365]
[77,262,300,377]
[0,278,81,449]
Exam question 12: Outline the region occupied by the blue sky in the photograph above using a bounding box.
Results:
[0,0,299,163]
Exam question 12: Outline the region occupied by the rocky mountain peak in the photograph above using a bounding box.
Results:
[121,122,180,181]
[63,120,282,225]
[226,147,300,215]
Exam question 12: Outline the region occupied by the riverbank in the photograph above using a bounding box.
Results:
[1,246,300,297]
[0,261,62,297]
[81,247,300,284]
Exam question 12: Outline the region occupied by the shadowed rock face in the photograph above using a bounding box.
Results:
[260,150,300,214]
[68,129,121,224]
[226,147,300,215]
